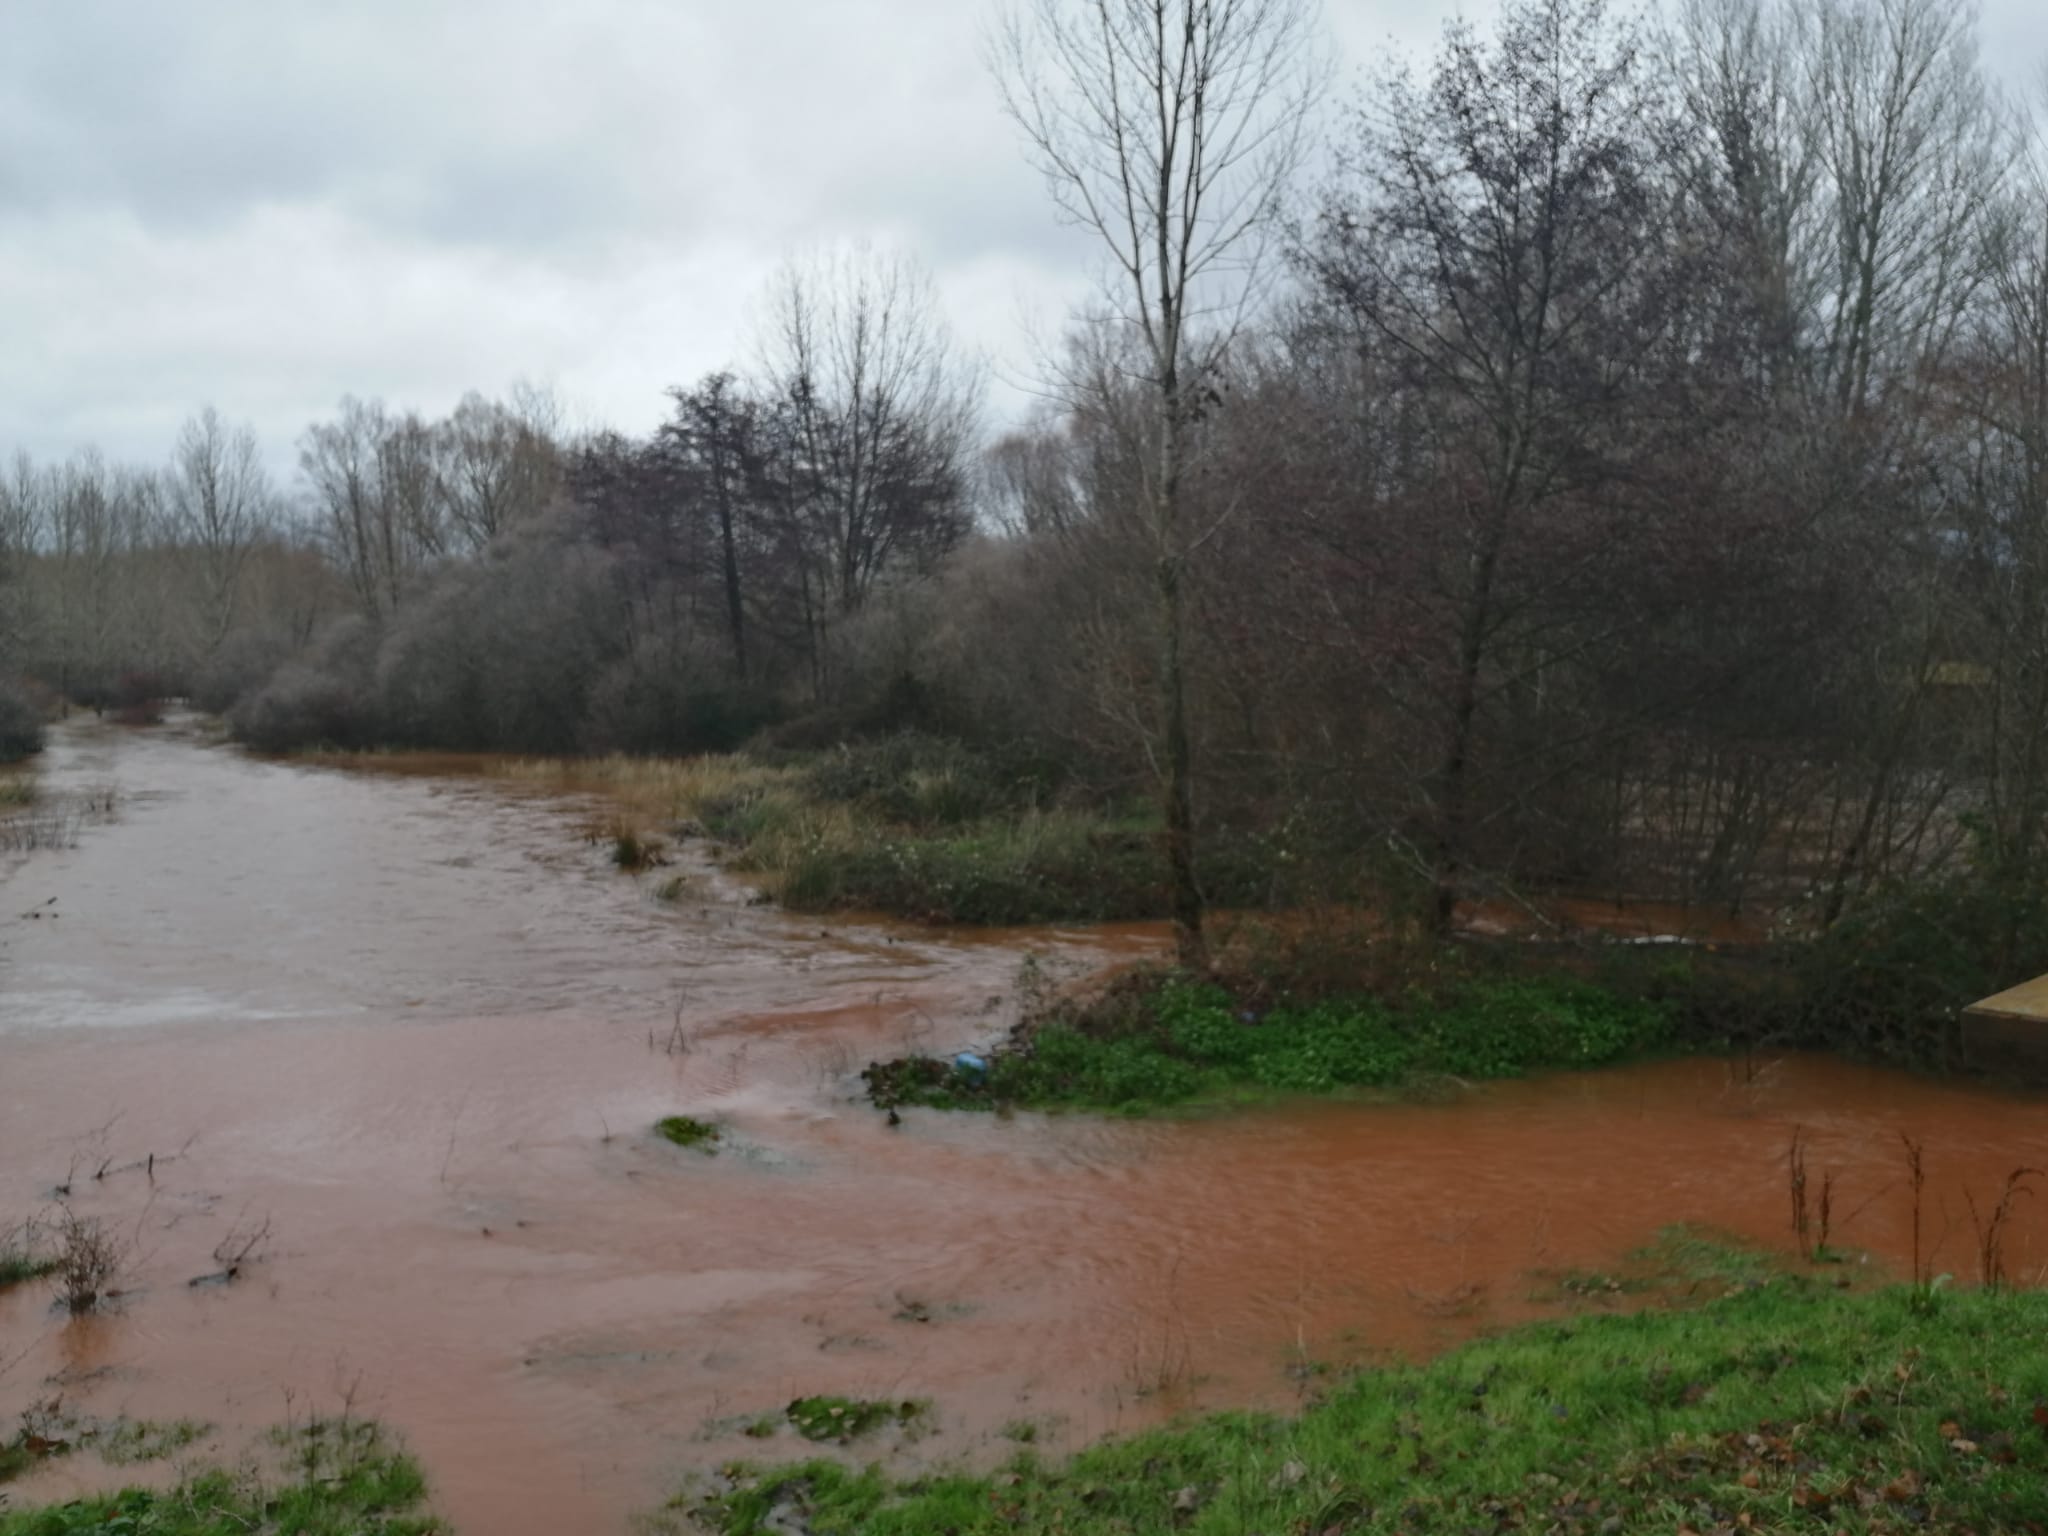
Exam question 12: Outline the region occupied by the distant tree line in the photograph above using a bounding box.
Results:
[5,0,2047,952]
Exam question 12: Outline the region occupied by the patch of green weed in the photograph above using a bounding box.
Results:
[783,1397,928,1444]
[656,1116,721,1150]
[872,974,1672,1113]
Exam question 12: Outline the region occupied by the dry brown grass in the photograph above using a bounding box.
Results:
[492,755,832,890]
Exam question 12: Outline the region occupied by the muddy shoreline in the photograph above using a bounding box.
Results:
[3,722,2044,1533]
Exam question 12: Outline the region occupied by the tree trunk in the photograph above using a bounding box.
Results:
[1158,549,1206,970]
[1157,369,1206,971]
[1431,529,1502,933]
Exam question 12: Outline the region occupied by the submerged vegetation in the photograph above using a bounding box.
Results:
[784,1397,929,1445]
[655,1115,722,1150]
[0,1418,438,1536]
[501,734,1280,924]
[0,1221,56,1293]
[687,1281,2048,1536]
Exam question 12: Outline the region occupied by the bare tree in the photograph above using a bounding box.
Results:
[985,423,1088,541]
[170,405,273,652]
[664,372,761,678]
[1804,0,2009,415]
[299,397,445,620]
[1665,0,1826,395]
[755,246,979,694]
[991,0,1324,967]
[437,387,562,553]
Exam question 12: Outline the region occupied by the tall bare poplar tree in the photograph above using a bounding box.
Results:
[170,406,273,652]
[992,0,1323,969]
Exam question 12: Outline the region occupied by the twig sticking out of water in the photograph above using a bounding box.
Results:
[1787,1127,1810,1254]
[1965,1167,2041,1292]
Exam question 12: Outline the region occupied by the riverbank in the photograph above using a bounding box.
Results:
[681,1275,2048,1536]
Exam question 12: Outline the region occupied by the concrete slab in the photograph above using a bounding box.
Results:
[1962,974,2048,1082]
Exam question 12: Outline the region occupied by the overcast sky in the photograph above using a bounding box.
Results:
[2,1,2043,480]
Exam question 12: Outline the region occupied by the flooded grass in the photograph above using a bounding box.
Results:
[783,1396,929,1444]
[0,1219,56,1293]
[0,1419,439,1536]
[655,1115,721,1151]
[492,745,1270,924]
[685,1281,2048,1535]
[1529,1224,1798,1308]
[0,1410,216,1486]
[867,973,1675,1114]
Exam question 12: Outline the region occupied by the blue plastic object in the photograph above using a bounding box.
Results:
[952,1051,989,1080]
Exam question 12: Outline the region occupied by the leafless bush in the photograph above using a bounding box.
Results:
[49,1205,125,1313]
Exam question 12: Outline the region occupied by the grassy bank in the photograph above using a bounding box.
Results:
[681,1279,2048,1535]
[495,734,1276,924]
[865,967,1677,1113]
[0,1418,437,1536]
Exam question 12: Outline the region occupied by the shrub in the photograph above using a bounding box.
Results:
[0,681,45,763]
[192,627,293,715]
[799,732,1065,827]
[229,664,372,752]
[49,1205,124,1313]
[109,670,171,726]
[1792,868,2048,1068]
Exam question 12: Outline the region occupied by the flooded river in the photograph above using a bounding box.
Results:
[3,721,2045,1532]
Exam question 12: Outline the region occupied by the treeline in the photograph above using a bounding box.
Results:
[4,0,2047,961]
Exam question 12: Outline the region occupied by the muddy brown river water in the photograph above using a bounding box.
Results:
[3,721,2045,1533]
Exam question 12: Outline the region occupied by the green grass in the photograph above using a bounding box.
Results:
[684,1281,2048,1535]
[784,1397,930,1445]
[0,1254,57,1292]
[656,1115,722,1150]
[868,973,1674,1113]
[0,1419,438,1535]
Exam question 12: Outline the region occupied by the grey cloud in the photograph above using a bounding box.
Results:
[0,0,2041,473]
